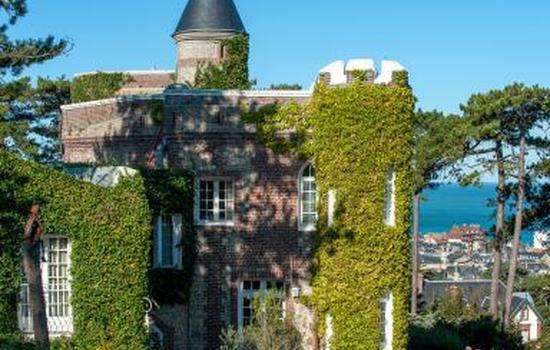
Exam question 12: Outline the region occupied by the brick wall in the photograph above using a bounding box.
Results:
[61,90,314,349]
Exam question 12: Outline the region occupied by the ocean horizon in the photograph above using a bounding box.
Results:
[420,183,535,246]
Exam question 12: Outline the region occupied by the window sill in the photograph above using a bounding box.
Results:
[299,225,317,232]
[196,221,235,228]
[152,266,183,270]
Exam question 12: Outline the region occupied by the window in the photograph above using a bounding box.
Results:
[197,179,235,225]
[327,189,337,227]
[520,307,529,321]
[383,168,396,227]
[238,280,284,328]
[18,236,73,335]
[379,292,394,350]
[153,215,182,269]
[299,164,317,230]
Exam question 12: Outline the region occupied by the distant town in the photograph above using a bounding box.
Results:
[420,226,549,280]
[418,225,548,343]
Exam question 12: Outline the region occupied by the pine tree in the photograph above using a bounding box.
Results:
[0,0,69,162]
[411,110,467,315]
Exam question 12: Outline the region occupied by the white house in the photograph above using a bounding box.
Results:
[511,292,544,344]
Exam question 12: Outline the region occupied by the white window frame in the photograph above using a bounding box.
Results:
[153,214,183,269]
[327,189,337,228]
[298,163,318,231]
[195,178,235,226]
[237,280,285,329]
[383,168,396,227]
[18,236,73,336]
[379,292,394,350]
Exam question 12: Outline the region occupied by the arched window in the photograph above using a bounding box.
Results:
[299,163,317,230]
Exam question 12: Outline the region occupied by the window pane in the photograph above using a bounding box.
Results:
[300,165,317,228]
[161,216,174,267]
[46,237,71,319]
[199,181,215,222]
[217,181,234,223]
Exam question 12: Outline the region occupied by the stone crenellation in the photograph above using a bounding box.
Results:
[317,59,407,86]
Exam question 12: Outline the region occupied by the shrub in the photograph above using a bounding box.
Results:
[220,291,302,350]
[408,323,465,350]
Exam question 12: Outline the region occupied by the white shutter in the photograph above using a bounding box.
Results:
[172,214,183,269]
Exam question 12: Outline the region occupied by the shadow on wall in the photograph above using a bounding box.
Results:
[84,91,313,349]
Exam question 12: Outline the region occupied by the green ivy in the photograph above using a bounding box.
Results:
[194,34,251,90]
[71,72,131,103]
[140,169,196,305]
[0,151,151,350]
[242,77,415,349]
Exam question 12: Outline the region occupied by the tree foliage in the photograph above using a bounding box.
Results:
[412,289,525,350]
[0,0,68,78]
[0,0,70,163]
[0,77,71,162]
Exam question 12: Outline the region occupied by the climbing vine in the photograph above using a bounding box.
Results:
[71,72,132,103]
[140,169,196,305]
[194,34,251,90]
[242,74,415,349]
[0,152,151,350]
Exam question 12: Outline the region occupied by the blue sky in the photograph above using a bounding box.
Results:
[10,0,550,114]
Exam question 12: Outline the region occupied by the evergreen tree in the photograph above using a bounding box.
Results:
[0,0,69,162]
[411,110,467,315]
[460,84,550,323]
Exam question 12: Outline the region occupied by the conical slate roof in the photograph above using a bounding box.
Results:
[174,0,246,35]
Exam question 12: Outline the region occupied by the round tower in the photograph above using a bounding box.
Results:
[173,0,246,86]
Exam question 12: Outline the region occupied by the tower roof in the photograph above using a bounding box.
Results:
[174,0,246,35]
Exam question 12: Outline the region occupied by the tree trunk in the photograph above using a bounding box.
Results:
[22,240,49,349]
[490,140,506,318]
[504,133,527,326]
[411,193,420,316]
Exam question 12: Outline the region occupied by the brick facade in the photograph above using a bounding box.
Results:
[61,90,316,349]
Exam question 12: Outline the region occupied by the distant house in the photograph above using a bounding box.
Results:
[421,280,545,343]
[447,224,487,252]
[511,292,544,343]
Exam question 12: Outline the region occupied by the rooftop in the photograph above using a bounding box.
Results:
[174,0,246,35]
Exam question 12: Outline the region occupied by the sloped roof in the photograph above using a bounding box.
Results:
[174,0,245,35]
[422,280,507,309]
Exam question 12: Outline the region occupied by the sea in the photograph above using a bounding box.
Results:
[420,183,535,246]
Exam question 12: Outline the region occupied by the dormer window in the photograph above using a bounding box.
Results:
[299,163,317,231]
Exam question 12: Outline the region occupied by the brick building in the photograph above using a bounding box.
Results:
[57,1,410,349]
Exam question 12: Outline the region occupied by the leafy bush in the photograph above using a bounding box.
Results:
[220,291,302,350]
[409,323,465,350]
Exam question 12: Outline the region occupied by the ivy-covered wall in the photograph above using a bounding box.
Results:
[0,152,152,350]
[243,75,414,349]
[140,169,196,305]
[194,34,251,90]
[71,72,131,103]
